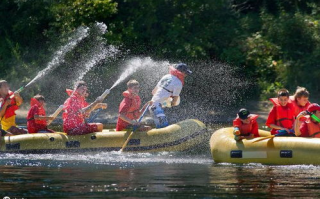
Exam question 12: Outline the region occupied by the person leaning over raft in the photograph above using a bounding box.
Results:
[63,81,108,135]
[150,63,192,128]
[266,89,295,136]
[233,108,259,141]
[291,86,311,118]
[0,80,27,135]
[294,103,320,138]
[116,80,152,131]
[27,94,54,133]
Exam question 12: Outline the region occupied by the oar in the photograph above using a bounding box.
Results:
[47,105,64,126]
[252,135,275,143]
[120,104,150,152]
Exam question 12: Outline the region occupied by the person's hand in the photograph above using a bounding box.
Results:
[297,111,308,118]
[148,101,153,106]
[99,103,108,109]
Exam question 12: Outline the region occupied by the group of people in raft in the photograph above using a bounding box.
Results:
[233,87,320,140]
[0,63,192,136]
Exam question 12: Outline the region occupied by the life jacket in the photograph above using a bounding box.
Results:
[289,96,311,117]
[63,91,86,131]
[27,98,47,133]
[269,98,295,129]
[169,66,186,85]
[1,91,19,119]
[121,90,141,120]
[233,114,259,136]
[305,115,320,138]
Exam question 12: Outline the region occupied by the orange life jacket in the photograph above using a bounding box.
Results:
[1,91,19,119]
[305,115,320,138]
[233,114,259,136]
[122,90,141,120]
[269,98,295,129]
[28,98,47,125]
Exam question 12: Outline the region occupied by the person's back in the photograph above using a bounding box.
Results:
[295,103,320,137]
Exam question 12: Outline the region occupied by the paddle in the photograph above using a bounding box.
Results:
[47,105,64,126]
[252,135,275,143]
[120,104,150,152]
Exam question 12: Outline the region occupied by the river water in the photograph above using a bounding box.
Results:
[1,149,320,198]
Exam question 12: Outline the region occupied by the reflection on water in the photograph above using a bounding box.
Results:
[1,151,320,198]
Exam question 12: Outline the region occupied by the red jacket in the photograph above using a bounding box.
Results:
[233,114,259,137]
[301,115,320,138]
[116,91,141,131]
[27,98,47,133]
[289,96,311,118]
[0,91,19,119]
[266,98,295,134]
[63,91,86,132]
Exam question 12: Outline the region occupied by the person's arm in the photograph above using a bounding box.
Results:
[0,99,11,118]
[152,87,158,95]
[171,96,180,107]
[82,96,103,114]
[119,113,140,126]
[138,101,152,117]
[34,115,55,121]
[94,103,108,110]
[294,111,307,136]
[251,120,259,137]
[13,92,23,106]
[266,107,290,133]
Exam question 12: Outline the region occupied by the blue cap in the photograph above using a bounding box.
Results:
[175,63,192,75]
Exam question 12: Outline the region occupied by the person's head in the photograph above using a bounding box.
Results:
[74,81,88,97]
[307,103,320,120]
[277,89,290,106]
[294,86,309,106]
[238,108,250,124]
[127,79,140,95]
[34,94,45,106]
[0,80,9,95]
[174,63,192,75]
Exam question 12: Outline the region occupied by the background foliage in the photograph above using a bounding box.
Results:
[1,0,320,101]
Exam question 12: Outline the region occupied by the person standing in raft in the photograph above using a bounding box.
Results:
[266,89,295,136]
[0,80,27,135]
[27,95,54,133]
[150,63,192,128]
[116,80,152,131]
[233,108,259,141]
[63,81,108,135]
[291,86,311,118]
[294,103,320,138]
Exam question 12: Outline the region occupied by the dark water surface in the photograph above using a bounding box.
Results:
[1,151,320,199]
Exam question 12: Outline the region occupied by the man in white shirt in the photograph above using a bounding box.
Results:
[150,63,192,128]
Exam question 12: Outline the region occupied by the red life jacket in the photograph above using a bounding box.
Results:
[65,88,89,107]
[27,98,47,133]
[116,91,141,131]
[169,66,186,85]
[233,114,259,136]
[305,115,320,138]
[269,98,295,129]
[63,91,86,131]
[289,96,311,117]
[1,91,19,119]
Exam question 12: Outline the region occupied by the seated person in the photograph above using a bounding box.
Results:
[27,94,54,133]
[0,80,27,135]
[266,89,295,136]
[233,108,259,141]
[116,80,151,131]
[291,86,311,118]
[63,81,107,135]
[295,103,320,137]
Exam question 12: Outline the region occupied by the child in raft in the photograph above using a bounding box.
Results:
[266,89,295,136]
[233,108,259,141]
[116,79,152,131]
[27,94,55,133]
[294,103,320,138]
[291,86,311,118]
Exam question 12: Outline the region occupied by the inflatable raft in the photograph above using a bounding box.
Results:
[1,119,207,153]
[210,127,320,165]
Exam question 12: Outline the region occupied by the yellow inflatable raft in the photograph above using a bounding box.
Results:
[210,127,320,165]
[1,119,207,153]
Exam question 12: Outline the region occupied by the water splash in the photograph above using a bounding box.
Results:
[25,26,89,88]
[110,57,169,90]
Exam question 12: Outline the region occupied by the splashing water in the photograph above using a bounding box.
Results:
[25,26,89,88]
[76,23,119,81]
[109,57,170,90]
